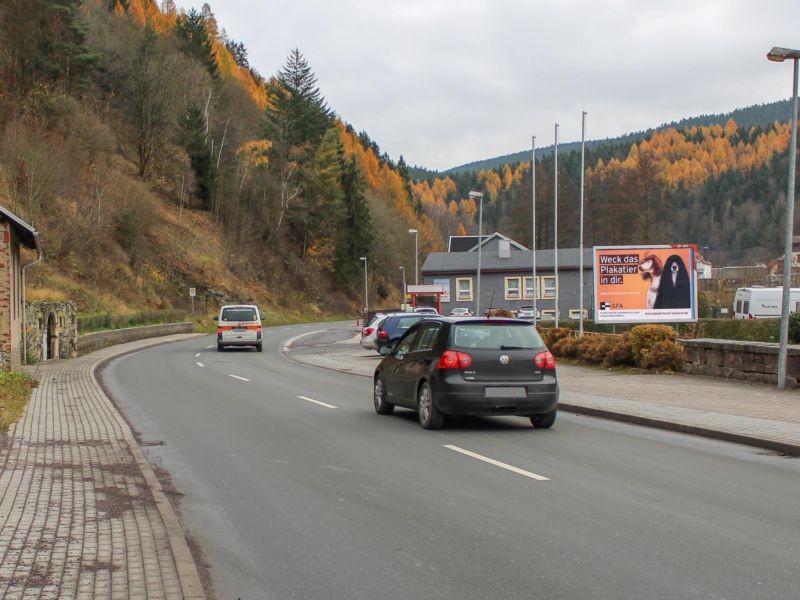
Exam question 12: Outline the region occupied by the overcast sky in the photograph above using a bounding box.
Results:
[177,1,800,171]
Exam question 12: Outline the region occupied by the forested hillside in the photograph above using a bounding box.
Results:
[0,0,437,318]
[409,119,796,267]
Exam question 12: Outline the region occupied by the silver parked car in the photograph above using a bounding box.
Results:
[515,306,538,321]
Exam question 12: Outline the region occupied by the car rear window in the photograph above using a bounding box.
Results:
[396,315,423,329]
[452,323,544,350]
[221,307,258,322]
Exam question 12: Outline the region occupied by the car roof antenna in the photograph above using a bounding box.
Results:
[486,290,496,319]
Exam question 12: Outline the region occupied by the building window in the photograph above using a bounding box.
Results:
[523,276,538,300]
[505,277,521,300]
[542,276,557,299]
[456,278,473,301]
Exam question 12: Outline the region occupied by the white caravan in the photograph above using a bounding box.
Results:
[733,287,800,319]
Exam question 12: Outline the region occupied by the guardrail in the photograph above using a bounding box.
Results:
[77,323,196,356]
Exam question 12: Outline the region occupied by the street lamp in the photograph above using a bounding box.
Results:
[554,122,559,327]
[767,46,800,389]
[399,266,406,307]
[408,228,419,285]
[579,111,587,337]
[469,191,484,315]
[360,256,368,318]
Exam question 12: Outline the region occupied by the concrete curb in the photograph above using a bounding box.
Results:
[558,402,800,457]
[91,334,207,599]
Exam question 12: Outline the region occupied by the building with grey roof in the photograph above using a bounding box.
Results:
[422,233,593,320]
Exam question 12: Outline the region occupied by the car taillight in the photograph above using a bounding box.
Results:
[378,330,388,340]
[437,350,473,369]
[216,327,223,334]
[256,326,262,334]
[534,350,556,369]
[363,327,374,336]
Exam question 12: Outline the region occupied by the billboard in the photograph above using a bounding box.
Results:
[593,245,698,323]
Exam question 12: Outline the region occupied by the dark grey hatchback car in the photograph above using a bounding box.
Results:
[373,317,558,429]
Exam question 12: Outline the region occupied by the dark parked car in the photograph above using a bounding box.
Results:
[374,313,428,352]
[373,317,558,429]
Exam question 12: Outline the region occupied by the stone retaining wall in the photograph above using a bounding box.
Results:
[78,323,196,356]
[681,338,800,387]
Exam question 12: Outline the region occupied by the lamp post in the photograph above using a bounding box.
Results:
[767,46,800,389]
[579,111,587,337]
[360,256,368,318]
[531,135,537,325]
[399,266,406,307]
[408,228,419,285]
[554,122,559,327]
[469,191,484,315]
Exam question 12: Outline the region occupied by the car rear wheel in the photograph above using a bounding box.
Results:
[530,408,557,429]
[217,343,224,352]
[256,343,263,352]
[373,375,394,415]
[418,382,444,429]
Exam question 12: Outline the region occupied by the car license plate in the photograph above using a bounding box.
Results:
[484,386,527,399]
[234,327,246,332]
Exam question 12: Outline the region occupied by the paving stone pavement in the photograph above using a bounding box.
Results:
[1,335,205,600]
[289,333,800,456]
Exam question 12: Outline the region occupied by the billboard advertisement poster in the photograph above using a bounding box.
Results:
[593,245,698,323]
[433,279,451,303]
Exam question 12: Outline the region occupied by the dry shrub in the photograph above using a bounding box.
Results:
[629,325,676,366]
[538,326,571,347]
[551,336,580,358]
[639,340,685,372]
[577,334,617,364]
[604,333,635,367]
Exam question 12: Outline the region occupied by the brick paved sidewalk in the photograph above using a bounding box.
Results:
[0,335,205,600]
[289,333,800,456]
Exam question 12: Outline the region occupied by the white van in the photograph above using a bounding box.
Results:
[216,304,263,351]
[733,287,800,319]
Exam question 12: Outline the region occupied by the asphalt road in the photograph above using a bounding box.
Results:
[101,322,800,600]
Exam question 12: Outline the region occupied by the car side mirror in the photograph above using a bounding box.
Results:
[379,345,392,356]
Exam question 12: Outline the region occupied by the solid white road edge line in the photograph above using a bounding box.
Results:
[196,362,205,368]
[297,395,337,409]
[229,374,251,382]
[442,445,550,481]
[282,330,325,353]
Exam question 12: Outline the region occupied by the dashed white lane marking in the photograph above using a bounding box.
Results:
[297,395,337,409]
[206,345,215,349]
[196,362,205,368]
[229,374,251,382]
[282,330,325,352]
[443,445,550,481]
[195,353,201,358]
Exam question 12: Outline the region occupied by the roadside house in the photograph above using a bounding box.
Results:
[421,232,593,320]
[0,206,42,370]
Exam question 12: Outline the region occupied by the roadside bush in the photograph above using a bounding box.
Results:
[790,313,800,344]
[639,340,685,372]
[538,326,571,347]
[604,333,635,367]
[551,336,580,358]
[578,334,617,364]
[629,325,676,366]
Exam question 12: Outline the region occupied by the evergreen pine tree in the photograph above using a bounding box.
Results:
[180,103,215,209]
[174,8,219,80]
[334,156,372,284]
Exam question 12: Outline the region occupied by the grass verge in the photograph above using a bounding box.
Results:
[0,372,37,434]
